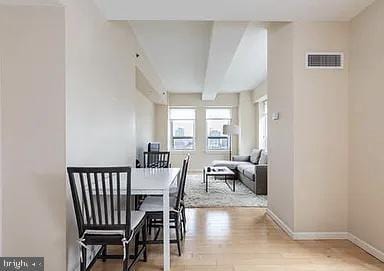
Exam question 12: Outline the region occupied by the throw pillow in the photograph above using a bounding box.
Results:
[259,151,268,164]
[250,149,262,164]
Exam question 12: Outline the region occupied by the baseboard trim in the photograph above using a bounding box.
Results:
[266,210,346,239]
[294,231,348,240]
[348,233,384,262]
[266,209,384,263]
[266,209,294,238]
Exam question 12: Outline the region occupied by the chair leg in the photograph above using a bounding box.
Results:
[148,218,152,236]
[134,196,140,210]
[123,243,129,271]
[142,220,148,262]
[175,216,182,256]
[154,227,161,241]
[134,231,140,257]
[101,245,107,262]
[182,206,187,233]
[80,247,87,271]
[180,221,184,241]
[180,212,184,241]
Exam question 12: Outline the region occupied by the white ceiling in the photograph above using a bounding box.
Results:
[131,21,268,98]
[96,0,374,21]
[0,0,62,5]
[131,21,212,93]
[221,23,267,93]
[114,0,374,100]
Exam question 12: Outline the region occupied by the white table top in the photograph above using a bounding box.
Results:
[131,168,179,271]
[131,168,180,195]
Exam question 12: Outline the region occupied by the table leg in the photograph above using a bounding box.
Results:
[233,176,236,192]
[224,175,236,192]
[203,168,205,183]
[163,190,170,271]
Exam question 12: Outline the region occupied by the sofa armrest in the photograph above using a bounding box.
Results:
[255,164,267,172]
[232,155,250,162]
[255,164,268,195]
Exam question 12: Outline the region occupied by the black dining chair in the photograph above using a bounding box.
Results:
[179,165,188,237]
[137,152,171,208]
[67,166,147,271]
[139,154,190,256]
[143,151,170,168]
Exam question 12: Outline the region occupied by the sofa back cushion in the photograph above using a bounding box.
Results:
[258,151,268,165]
[250,149,262,164]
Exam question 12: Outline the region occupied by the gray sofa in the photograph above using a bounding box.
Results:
[212,149,268,195]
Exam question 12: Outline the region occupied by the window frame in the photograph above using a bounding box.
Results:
[258,98,268,150]
[205,107,232,152]
[169,107,196,151]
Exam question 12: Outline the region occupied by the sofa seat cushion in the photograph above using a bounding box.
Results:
[211,160,249,170]
[243,169,255,180]
[237,164,255,180]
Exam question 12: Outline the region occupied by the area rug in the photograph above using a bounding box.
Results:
[184,174,267,208]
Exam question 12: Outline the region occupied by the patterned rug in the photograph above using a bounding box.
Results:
[184,174,267,208]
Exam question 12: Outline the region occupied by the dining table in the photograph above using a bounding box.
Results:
[131,167,180,271]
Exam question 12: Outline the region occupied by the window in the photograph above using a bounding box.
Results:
[206,108,232,151]
[169,108,195,150]
[259,100,268,150]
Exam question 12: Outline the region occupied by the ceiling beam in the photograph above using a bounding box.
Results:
[132,27,168,105]
[202,21,249,101]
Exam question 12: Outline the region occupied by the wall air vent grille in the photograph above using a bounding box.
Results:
[306,53,344,69]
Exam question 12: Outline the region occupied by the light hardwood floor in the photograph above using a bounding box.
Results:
[94,208,384,271]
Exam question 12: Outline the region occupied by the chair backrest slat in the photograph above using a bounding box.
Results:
[180,161,188,202]
[101,173,109,225]
[117,173,121,224]
[79,173,91,224]
[109,172,115,225]
[144,151,170,168]
[93,172,103,224]
[67,167,131,236]
[86,172,97,224]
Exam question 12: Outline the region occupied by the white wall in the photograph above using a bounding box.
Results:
[252,80,267,103]
[268,22,349,233]
[0,5,66,270]
[349,0,384,253]
[155,104,169,149]
[267,23,295,230]
[65,1,137,167]
[157,93,239,171]
[292,22,349,232]
[64,0,140,269]
[267,8,384,260]
[135,90,155,164]
[238,90,257,155]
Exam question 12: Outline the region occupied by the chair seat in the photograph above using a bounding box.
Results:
[139,196,177,213]
[83,211,145,245]
[131,210,146,229]
[85,210,146,235]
